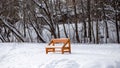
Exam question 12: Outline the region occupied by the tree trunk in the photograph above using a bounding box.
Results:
[63,24,68,38]
[81,0,87,43]
[72,0,80,42]
[87,0,92,42]
[91,21,95,43]
[102,2,109,43]
[114,0,120,43]
[96,19,99,44]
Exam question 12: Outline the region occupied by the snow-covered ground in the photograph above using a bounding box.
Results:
[0,43,120,68]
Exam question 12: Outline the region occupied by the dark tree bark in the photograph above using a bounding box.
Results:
[96,19,99,44]
[81,0,87,43]
[102,1,109,43]
[114,0,120,43]
[72,0,80,42]
[0,17,25,42]
[87,0,92,42]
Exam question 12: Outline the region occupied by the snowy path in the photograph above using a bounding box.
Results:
[0,43,120,68]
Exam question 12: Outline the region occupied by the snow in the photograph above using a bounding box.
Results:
[0,43,120,68]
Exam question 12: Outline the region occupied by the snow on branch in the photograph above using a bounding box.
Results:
[30,21,46,43]
[32,0,45,9]
[0,16,25,42]
[37,14,51,26]
[0,34,5,42]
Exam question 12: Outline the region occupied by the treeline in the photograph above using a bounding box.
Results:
[0,0,120,43]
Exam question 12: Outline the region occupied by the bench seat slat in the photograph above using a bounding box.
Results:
[46,46,63,48]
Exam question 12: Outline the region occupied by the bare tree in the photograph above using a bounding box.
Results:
[0,0,25,42]
[101,0,109,43]
[72,0,80,42]
[87,0,92,42]
[113,0,120,43]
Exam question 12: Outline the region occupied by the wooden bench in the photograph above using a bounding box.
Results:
[46,38,71,54]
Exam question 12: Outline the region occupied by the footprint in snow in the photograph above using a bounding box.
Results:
[41,59,80,68]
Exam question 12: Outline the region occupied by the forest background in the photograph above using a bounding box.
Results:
[0,0,119,43]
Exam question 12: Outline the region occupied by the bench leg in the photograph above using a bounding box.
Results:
[69,50,71,54]
[62,49,64,54]
[69,49,71,54]
[62,51,64,54]
[46,48,48,54]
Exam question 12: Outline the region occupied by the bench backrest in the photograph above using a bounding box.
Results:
[52,38,69,43]
[48,38,70,47]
